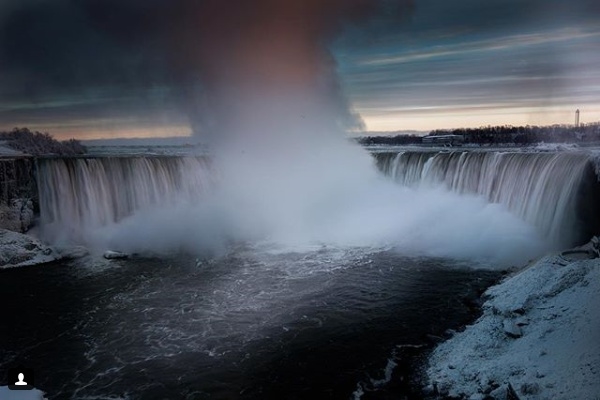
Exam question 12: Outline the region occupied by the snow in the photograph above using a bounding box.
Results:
[425,242,600,399]
[0,229,59,268]
[534,143,580,152]
[103,250,129,259]
[0,228,96,269]
[0,387,46,399]
[0,142,25,156]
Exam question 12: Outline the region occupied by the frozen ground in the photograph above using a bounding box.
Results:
[425,241,600,399]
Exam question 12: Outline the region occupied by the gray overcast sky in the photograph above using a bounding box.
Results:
[0,0,599,138]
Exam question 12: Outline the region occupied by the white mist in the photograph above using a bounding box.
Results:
[71,94,548,267]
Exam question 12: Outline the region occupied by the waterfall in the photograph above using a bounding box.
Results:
[375,151,600,247]
[35,151,600,251]
[37,157,215,243]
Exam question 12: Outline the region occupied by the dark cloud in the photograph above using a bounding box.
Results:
[0,1,170,94]
[0,0,413,136]
[2,0,598,136]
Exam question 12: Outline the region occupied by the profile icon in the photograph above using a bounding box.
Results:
[7,366,34,390]
[15,373,28,385]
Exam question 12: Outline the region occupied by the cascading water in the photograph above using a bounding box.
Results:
[34,150,600,260]
[37,157,215,244]
[376,150,600,247]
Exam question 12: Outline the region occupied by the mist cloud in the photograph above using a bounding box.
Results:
[16,0,555,267]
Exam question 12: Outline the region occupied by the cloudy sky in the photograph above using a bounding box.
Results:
[0,0,599,139]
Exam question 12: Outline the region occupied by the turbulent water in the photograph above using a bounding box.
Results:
[0,247,500,399]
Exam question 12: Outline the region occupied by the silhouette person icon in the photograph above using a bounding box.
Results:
[8,366,34,390]
[15,373,27,385]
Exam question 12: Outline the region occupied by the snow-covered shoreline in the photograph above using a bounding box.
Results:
[424,241,600,399]
[0,229,59,269]
[0,229,90,269]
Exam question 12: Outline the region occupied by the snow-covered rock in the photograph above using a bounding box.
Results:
[0,229,59,268]
[502,320,523,338]
[103,250,129,260]
[425,247,600,399]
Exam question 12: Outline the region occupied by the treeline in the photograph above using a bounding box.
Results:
[357,123,600,146]
[0,128,86,156]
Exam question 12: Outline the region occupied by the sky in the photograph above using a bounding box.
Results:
[0,0,599,139]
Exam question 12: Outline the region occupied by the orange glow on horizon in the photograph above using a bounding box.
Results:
[0,122,193,141]
[3,104,599,140]
[359,104,600,132]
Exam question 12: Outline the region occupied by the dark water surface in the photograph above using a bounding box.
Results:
[0,245,500,399]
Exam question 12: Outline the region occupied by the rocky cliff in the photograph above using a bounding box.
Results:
[0,157,36,232]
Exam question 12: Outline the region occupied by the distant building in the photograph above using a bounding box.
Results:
[422,134,464,146]
[575,109,580,127]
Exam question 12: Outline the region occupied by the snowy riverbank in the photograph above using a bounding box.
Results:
[0,228,89,269]
[424,241,600,399]
[0,229,59,268]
